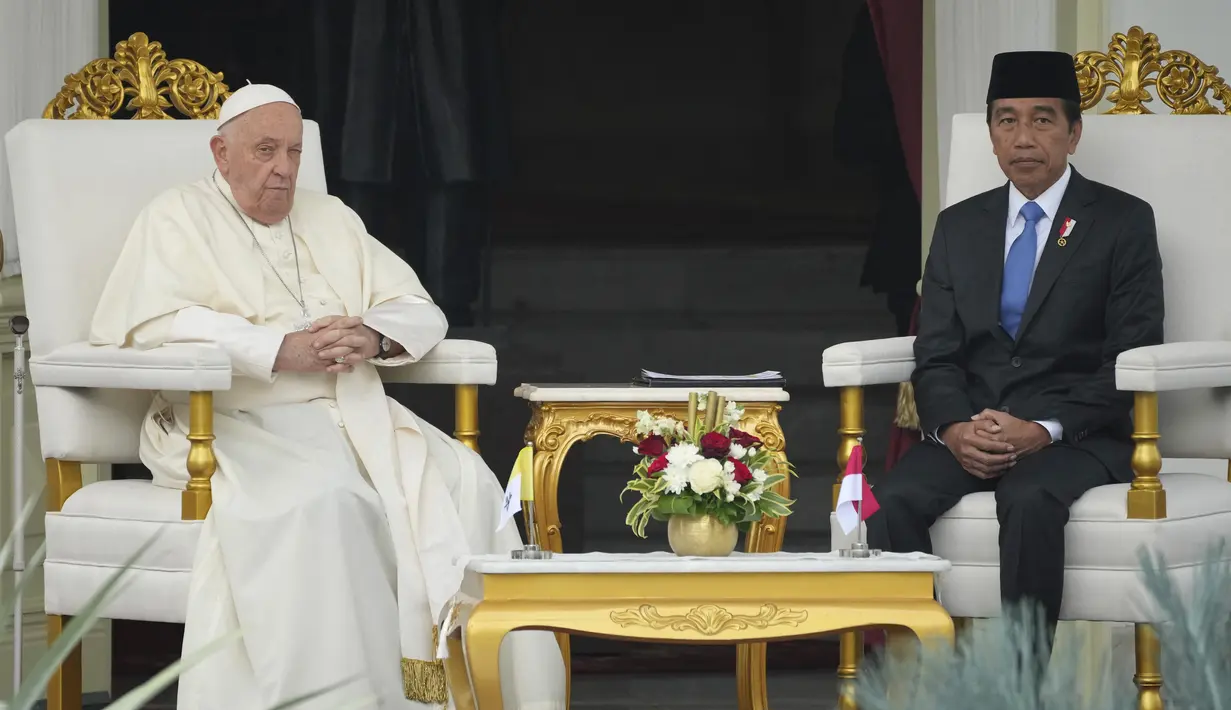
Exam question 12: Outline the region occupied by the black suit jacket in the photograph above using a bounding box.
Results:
[912,168,1164,480]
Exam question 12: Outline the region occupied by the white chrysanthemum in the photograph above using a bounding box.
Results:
[723,459,736,474]
[635,410,655,436]
[687,459,724,494]
[728,442,746,460]
[667,443,703,469]
[724,401,744,426]
[662,465,688,495]
[743,487,762,502]
[751,468,768,484]
[654,417,679,437]
[747,447,758,458]
[724,478,742,499]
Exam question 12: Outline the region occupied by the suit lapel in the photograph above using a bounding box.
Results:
[977,186,1015,347]
[1016,169,1097,342]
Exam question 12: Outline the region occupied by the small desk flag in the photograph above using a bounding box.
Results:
[835,444,880,535]
[498,444,534,531]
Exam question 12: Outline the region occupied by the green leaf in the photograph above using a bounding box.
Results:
[655,495,696,516]
[103,630,244,710]
[0,541,45,636]
[0,488,44,583]
[11,533,160,710]
[263,678,366,709]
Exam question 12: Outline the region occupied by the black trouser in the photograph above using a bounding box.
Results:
[866,440,1113,636]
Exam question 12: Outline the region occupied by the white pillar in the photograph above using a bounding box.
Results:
[0,0,103,277]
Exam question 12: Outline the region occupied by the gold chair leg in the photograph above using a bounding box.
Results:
[1134,623,1163,710]
[837,631,862,710]
[183,391,216,521]
[454,384,480,453]
[834,386,865,710]
[46,614,82,710]
[46,459,83,513]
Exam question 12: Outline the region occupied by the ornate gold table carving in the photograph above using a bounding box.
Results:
[515,384,790,710]
[610,603,809,635]
[457,553,954,710]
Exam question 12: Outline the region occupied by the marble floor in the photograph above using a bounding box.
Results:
[77,670,836,710]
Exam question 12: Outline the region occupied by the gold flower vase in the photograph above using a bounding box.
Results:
[667,514,738,557]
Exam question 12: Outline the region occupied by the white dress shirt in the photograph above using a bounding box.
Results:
[930,164,1072,446]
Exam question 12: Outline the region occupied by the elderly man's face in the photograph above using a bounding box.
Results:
[209,102,303,224]
[988,97,1081,199]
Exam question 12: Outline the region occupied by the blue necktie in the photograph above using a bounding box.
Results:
[1000,201,1045,339]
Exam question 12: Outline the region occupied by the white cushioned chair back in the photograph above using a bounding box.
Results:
[946,113,1231,460]
[4,119,327,462]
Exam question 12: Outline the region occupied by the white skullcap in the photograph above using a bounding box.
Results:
[217,82,300,128]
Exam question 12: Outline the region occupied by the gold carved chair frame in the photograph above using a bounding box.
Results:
[843,25,1225,710]
[39,32,482,710]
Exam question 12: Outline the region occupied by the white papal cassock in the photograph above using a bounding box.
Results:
[89,175,566,709]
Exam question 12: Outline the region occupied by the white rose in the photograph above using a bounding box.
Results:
[687,459,725,494]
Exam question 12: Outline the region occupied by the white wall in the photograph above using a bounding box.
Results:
[1106,0,1230,79]
[0,0,102,278]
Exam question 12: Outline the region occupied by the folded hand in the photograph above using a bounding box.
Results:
[971,409,1052,458]
[941,420,1016,479]
[309,316,379,365]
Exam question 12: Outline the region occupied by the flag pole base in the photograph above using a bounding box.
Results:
[511,545,553,560]
[839,543,881,559]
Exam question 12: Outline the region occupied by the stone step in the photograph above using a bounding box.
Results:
[486,243,890,316]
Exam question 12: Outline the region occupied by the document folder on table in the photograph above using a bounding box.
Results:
[632,369,785,388]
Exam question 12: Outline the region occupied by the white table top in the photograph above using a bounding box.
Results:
[514,384,790,403]
[462,551,949,575]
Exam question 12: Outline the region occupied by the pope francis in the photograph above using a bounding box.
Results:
[88,85,566,709]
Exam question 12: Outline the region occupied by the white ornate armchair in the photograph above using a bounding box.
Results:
[823,27,1231,708]
[5,33,496,709]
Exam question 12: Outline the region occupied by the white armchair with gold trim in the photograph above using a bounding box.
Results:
[4,33,495,709]
[823,27,1231,706]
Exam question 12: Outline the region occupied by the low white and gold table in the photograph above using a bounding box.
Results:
[456,551,953,710]
[513,383,792,706]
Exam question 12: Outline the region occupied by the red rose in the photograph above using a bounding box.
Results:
[729,428,761,448]
[647,455,668,475]
[700,432,731,459]
[729,457,752,484]
[637,434,668,457]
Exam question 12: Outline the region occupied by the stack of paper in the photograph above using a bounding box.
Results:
[639,369,783,381]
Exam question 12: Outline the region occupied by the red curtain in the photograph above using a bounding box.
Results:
[866,0,922,200]
[866,0,925,469]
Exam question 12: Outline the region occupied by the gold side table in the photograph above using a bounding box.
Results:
[457,551,954,710]
[514,383,791,710]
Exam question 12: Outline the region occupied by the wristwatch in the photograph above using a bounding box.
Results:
[378,335,392,358]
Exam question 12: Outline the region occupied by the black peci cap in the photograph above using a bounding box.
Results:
[986,51,1081,104]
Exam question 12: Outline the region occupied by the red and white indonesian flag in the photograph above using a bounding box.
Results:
[835,444,880,535]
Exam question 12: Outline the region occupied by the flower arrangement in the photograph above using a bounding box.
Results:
[621,391,795,538]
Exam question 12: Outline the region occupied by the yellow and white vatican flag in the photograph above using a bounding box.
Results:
[498,443,534,531]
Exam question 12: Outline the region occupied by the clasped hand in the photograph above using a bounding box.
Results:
[274,315,380,374]
[941,409,1052,479]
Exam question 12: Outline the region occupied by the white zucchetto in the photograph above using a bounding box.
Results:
[217,82,300,128]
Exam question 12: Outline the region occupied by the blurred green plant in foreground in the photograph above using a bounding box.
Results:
[857,543,1231,709]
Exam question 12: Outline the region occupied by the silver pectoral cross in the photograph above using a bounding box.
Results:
[294,306,312,332]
